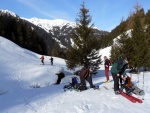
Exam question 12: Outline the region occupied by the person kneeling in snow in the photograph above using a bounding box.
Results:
[80,65,95,89]
[55,71,65,84]
[122,76,145,96]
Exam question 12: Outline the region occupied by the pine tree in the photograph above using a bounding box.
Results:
[130,9,146,72]
[110,44,120,63]
[51,42,60,57]
[110,19,129,62]
[116,19,129,57]
[65,2,102,71]
[144,10,150,69]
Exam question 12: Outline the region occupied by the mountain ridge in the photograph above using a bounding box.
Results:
[0,9,109,56]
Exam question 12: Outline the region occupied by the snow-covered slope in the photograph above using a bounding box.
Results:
[0,36,150,113]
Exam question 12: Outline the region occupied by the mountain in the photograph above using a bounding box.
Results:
[0,9,19,17]
[23,17,109,49]
[0,9,109,56]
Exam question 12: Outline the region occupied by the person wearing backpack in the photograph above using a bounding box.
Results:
[110,58,128,95]
[104,56,111,83]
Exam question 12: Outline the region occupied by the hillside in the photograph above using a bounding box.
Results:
[0,36,150,113]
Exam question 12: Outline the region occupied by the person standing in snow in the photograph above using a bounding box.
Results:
[50,56,53,65]
[111,58,128,94]
[104,56,111,83]
[40,55,44,65]
[80,65,95,89]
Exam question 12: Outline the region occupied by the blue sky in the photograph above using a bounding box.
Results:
[0,0,149,31]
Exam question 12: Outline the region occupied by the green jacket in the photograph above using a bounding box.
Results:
[110,60,127,77]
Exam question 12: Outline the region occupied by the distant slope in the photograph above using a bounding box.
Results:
[0,36,66,92]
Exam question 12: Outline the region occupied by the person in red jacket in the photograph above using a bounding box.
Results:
[40,55,44,65]
[104,56,111,83]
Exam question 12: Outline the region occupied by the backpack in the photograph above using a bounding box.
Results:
[71,77,87,91]
[71,77,79,87]
[108,59,112,66]
[115,58,124,70]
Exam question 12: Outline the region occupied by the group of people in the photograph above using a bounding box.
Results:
[40,54,130,95]
[78,56,129,95]
[40,55,53,65]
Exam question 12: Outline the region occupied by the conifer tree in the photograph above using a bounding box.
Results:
[65,2,102,71]
[116,19,129,57]
[51,42,61,57]
[130,9,146,72]
[110,19,129,62]
[144,10,150,69]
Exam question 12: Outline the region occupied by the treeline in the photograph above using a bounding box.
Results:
[0,13,47,55]
[99,8,150,49]
[110,8,150,71]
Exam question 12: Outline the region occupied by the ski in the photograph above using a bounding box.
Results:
[120,91,136,103]
[103,86,109,90]
[64,87,80,92]
[120,91,142,103]
[63,84,81,92]
[127,94,143,103]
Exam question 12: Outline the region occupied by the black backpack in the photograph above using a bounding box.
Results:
[115,58,124,70]
[108,59,112,66]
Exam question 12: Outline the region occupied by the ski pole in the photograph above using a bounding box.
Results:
[143,72,144,85]
[142,86,148,100]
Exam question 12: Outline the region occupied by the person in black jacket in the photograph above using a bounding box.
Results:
[50,57,53,65]
[55,71,65,84]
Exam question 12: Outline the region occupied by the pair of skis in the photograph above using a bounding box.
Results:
[63,85,100,92]
[103,86,143,103]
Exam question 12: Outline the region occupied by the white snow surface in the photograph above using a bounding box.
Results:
[0,36,150,113]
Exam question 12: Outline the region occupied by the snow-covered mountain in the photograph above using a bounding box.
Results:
[23,18,76,33]
[0,9,18,17]
[0,36,150,113]
[23,17,109,49]
[23,17,109,50]
[0,9,109,53]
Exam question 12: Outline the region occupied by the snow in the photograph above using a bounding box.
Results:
[0,36,150,113]
[99,46,111,60]
[22,17,76,33]
[0,9,17,17]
